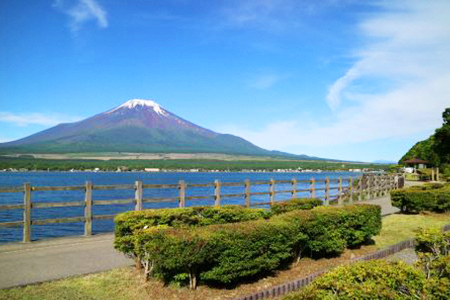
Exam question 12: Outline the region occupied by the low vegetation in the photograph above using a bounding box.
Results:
[284,228,450,300]
[372,213,450,248]
[391,183,450,213]
[284,260,427,300]
[116,203,381,289]
[1,213,448,300]
[114,206,273,258]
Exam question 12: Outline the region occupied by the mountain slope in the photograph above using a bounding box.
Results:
[0,99,283,156]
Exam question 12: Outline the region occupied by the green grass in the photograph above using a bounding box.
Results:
[1,213,448,300]
[0,268,152,300]
[373,212,450,248]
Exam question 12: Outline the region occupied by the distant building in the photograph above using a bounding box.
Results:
[144,168,160,172]
[403,158,429,170]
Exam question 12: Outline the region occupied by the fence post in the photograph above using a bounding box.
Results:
[338,177,343,205]
[84,181,93,237]
[214,179,221,207]
[436,168,440,181]
[324,177,330,206]
[358,176,362,201]
[349,177,353,204]
[291,178,297,200]
[178,180,186,208]
[431,169,435,181]
[133,181,143,271]
[367,176,372,200]
[269,178,275,205]
[245,179,251,208]
[23,183,31,243]
[310,177,316,198]
[135,181,143,211]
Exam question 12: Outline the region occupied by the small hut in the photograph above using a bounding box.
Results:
[403,158,429,170]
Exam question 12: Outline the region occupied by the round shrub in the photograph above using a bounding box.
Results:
[284,260,427,300]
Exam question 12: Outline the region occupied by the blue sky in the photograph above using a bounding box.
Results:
[1,0,449,162]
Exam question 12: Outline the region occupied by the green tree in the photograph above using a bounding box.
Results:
[400,108,450,167]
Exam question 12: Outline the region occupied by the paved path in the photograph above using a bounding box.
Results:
[0,194,400,290]
[359,195,400,216]
[0,233,132,289]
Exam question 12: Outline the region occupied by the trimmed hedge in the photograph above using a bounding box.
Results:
[283,260,427,300]
[391,183,450,213]
[114,199,322,256]
[114,206,271,256]
[125,204,381,288]
[270,198,322,215]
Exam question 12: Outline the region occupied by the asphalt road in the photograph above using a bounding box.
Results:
[0,234,132,289]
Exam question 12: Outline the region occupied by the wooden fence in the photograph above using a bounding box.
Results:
[0,174,402,243]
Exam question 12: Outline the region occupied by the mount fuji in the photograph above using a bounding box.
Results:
[0,99,308,158]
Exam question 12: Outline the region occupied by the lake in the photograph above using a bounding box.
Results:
[0,171,361,243]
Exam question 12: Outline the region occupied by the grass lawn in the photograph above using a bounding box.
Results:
[373,212,450,248]
[1,212,449,300]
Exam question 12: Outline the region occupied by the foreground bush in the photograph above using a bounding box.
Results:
[127,204,380,288]
[115,199,321,256]
[391,183,450,213]
[114,206,271,256]
[284,227,450,300]
[283,260,427,300]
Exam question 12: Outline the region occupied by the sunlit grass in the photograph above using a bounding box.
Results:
[0,268,152,300]
[373,212,450,249]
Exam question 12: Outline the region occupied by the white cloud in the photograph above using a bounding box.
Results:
[0,112,82,127]
[54,0,108,32]
[248,74,285,89]
[222,0,450,157]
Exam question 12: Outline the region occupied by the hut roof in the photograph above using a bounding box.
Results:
[403,158,428,164]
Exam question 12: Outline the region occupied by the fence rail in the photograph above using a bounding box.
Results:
[0,174,402,243]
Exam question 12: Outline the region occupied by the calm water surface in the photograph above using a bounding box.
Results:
[0,171,360,243]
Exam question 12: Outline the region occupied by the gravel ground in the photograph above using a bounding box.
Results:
[386,248,418,265]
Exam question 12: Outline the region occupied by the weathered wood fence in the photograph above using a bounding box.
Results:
[0,174,402,243]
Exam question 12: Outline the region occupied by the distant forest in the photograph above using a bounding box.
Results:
[0,156,386,172]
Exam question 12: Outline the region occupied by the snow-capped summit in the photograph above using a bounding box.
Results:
[109,99,167,116]
[0,97,276,157]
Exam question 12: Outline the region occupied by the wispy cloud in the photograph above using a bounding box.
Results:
[220,0,302,32]
[54,0,108,33]
[248,74,286,89]
[221,0,450,159]
[0,112,82,127]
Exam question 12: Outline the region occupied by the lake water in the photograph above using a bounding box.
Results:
[0,171,360,243]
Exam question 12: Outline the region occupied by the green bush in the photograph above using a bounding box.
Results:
[415,228,450,300]
[114,206,271,256]
[115,199,321,256]
[283,260,427,300]
[415,228,450,279]
[127,204,381,288]
[284,226,450,300]
[270,198,322,215]
[390,183,450,213]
